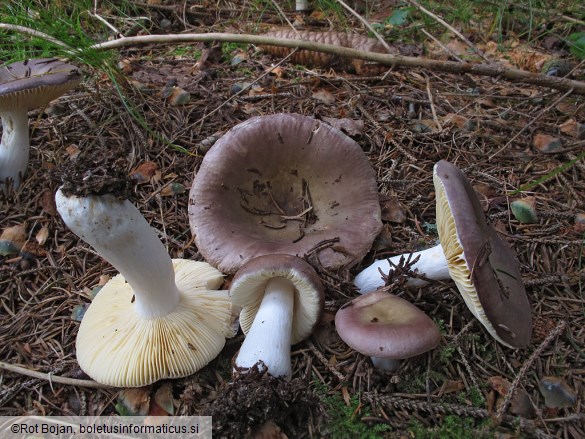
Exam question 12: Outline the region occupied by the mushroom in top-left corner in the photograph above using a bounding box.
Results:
[0,58,82,192]
[55,155,234,387]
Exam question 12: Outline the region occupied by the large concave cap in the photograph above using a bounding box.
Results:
[0,58,82,111]
[76,259,233,387]
[433,160,532,348]
[189,113,382,274]
[335,291,441,359]
[230,254,324,344]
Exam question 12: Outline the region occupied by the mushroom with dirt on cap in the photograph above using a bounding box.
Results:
[229,254,324,379]
[0,58,81,191]
[55,184,234,387]
[189,113,382,275]
[354,160,532,348]
[335,290,441,372]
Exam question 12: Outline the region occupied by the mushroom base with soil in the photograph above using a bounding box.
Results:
[235,277,295,378]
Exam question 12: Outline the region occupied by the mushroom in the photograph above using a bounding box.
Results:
[230,254,324,379]
[189,113,382,274]
[335,290,441,372]
[354,160,532,348]
[55,187,234,387]
[0,59,81,190]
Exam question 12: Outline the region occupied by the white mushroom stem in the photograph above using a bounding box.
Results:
[235,277,294,379]
[354,244,451,293]
[0,110,30,190]
[370,357,401,372]
[55,188,179,318]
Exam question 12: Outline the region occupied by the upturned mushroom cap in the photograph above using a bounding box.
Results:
[433,160,532,348]
[76,259,233,387]
[231,254,324,344]
[0,58,82,110]
[189,113,382,274]
[335,291,441,359]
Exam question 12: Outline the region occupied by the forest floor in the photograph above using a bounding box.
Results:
[1,1,584,438]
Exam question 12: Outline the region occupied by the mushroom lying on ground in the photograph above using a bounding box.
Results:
[354,160,532,348]
[230,254,324,379]
[335,290,441,372]
[55,187,234,387]
[0,59,81,191]
[189,113,382,274]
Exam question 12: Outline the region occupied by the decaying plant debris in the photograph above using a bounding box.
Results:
[0,2,584,438]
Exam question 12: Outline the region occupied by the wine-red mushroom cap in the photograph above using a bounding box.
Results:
[189,113,382,274]
[335,291,441,359]
[0,58,81,110]
[433,160,532,348]
[231,254,324,344]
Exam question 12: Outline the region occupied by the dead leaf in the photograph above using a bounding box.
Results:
[266,65,285,78]
[118,59,133,74]
[35,225,49,245]
[442,113,475,131]
[445,39,470,57]
[506,45,552,72]
[231,48,249,66]
[539,376,577,408]
[145,401,169,425]
[116,387,151,416]
[321,117,364,136]
[65,145,81,160]
[533,133,563,153]
[555,102,578,115]
[0,224,26,256]
[312,89,335,105]
[168,87,190,106]
[130,161,159,183]
[379,194,407,223]
[98,274,110,286]
[154,383,175,415]
[21,242,46,257]
[559,119,585,140]
[341,387,351,406]
[489,376,536,419]
[39,189,58,216]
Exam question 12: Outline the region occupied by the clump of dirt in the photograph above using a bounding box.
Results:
[56,147,131,199]
[206,364,324,438]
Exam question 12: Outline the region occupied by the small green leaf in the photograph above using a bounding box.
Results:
[511,198,538,224]
[567,32,585,60]
[386,8,412,26]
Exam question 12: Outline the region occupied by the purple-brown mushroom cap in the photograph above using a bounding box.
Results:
[0,58,82,110]
[433,160,532,348]
[189,113,382,274]
[335,291,441,359]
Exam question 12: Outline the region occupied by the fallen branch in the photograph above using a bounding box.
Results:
[1,24,585,94]
[0,361,112,389]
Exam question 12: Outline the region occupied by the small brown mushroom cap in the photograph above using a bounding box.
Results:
[433,160,532,348]
[189,113,382,274]
[0,58,82,110]
[230,254,325,344]
[335,291,441,359]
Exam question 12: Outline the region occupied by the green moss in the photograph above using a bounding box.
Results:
[408,415,490,439]
[316,382,391,438]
